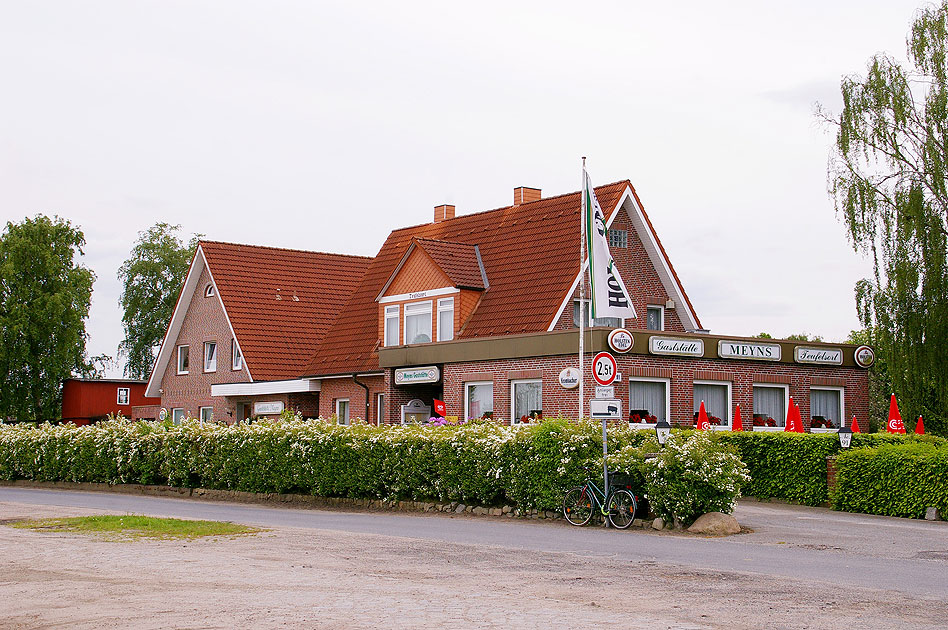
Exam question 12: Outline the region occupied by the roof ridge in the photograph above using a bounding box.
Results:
[199,239,373,260]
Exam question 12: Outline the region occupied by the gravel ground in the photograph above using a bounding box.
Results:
[0,499,943,630]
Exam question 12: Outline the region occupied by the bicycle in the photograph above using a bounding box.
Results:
[562,470,638,529]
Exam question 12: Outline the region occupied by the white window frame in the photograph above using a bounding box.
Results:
[646,305,664,331]
[384,305,400,347]
[376,392,385,425]
[403,300,433,344]
[199,406,213,423]
[693,380,732,430]
[437,297,455,342]
[231,339,242,371]
[336,398,350,425]
[628,377,670,429]
[810,386,846,432]
[510,379,542,425]
[204,341,217,373]
[177,345,189,375]
[116,387,130,405]
[752,383,789,431]
[171,408,185,424]
[464,381,493,421]
[204,283,215,298]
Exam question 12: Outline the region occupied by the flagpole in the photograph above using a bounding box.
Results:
[579,157,585,433]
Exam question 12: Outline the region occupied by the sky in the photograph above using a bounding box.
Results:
[0,0,930,377]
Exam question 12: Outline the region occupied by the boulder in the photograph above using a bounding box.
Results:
[687,512,740,536]
[651,517,664,530]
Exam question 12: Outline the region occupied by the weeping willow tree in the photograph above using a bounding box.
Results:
[823,2,948,435]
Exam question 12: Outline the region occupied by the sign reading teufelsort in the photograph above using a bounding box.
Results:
[794,347,843,365]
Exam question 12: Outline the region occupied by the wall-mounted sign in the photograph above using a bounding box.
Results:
[254,401,285,415]
[718,340,781,362]
[854,345,875,368]
[607,328,634,353]
[592,352,617,386]
[158,408,168,421]
[590,398,622,419]
[595,386,615,399]
[558,367,580,389]
[794,346,843,365]
[394,366,440,385]
[649,336,704,357]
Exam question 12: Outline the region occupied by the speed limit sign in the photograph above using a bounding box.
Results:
[592,351,617,386]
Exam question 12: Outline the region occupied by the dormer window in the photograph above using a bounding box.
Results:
[437,298,454,342]
[404,301,432,344]
[384,305,400,347]
[204,284,215,298]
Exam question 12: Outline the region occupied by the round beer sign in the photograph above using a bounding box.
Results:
[558,367,580,389]
[607,328,634,353]
[854,345,875,368]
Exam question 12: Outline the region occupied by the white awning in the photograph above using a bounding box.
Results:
[211,379,320,397]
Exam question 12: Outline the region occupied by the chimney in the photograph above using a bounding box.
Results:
[433,204,455,223]
[513,187,541,206]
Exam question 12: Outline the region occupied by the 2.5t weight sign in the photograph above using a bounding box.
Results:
[592,351,617,386]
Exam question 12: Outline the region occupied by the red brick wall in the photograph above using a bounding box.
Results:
[318,375,385,424]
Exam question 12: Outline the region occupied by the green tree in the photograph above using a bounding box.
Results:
[0,215,95,421]
[118,223,199,379]
[822,2,948,436]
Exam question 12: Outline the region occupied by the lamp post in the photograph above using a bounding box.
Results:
[837,424,853,449]
[654,419,671,446]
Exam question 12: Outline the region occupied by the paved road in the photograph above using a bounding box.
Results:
[2,486,946,599]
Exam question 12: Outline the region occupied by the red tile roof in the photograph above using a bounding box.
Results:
[412,238,487,290]
[303,182,632,377]
[201,241,371,382]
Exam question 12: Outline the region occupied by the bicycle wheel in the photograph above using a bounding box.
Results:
[607,489,637,529]
[562,486,593,526]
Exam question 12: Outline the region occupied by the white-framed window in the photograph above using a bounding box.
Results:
[693,380,731,429]
[646,305,664,331]
[171,408,185,424]
[810,386,845,431]
[629,378,669,426]
[204,341,217,372]
[204,283,215,298]
[608,228,628,248]
[465,381,493,420]
[572,299,621,328]
[376,393,385,425]
[511,379,542,424]
[404,301,433,344]
[753,383,789,430]
[384,305,400,347]
[177,345,189,375]
[336,399,350,425]
[437,297,454,342]
[116,387,130,405]
[200,406,213,423]
[231,339,242,370]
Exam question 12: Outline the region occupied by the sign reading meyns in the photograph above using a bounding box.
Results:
[718,340,781,362]
[394,366,441,385]
[794,346,843,365]
[649,336,704,357]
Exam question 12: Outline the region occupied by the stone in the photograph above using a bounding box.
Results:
[473,506,486,515]
[502,505,512,514]
[925,507,941,521]
[455,504,467,513]
[632,518,644,528]
[651,517,664,530]
[687,512,741,536]
[489,508,502,516]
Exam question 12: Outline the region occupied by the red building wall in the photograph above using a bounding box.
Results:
[61,379,160,423]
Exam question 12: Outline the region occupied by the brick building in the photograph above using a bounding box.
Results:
[147,180,872,430]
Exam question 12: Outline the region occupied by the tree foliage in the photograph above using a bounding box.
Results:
[118,223,199,379]
[0,215,95,421]
[824,3,948,436]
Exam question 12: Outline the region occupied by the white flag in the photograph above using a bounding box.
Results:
[583,171,637,320]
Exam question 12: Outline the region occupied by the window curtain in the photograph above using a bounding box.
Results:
[513,381,542,419]
[753,386,785,426]
[629,380,666,422]
[694,384,727,422]
[811,389,841,425]
[405,312,431,343]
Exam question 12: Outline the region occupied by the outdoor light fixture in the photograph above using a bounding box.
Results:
[837,425,853,449]
[655,419,671,446]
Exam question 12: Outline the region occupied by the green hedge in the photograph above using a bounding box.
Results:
[832,442,948,518]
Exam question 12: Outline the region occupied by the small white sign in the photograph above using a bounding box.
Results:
[649,336,704,357]
[794,346,843,365]
[394,366,441,385]
[590,399,622,419]
[558,367,580,389]
[254,401,285,415]
[595,386,615,399]
[718,340,781,361]
[158,408,168,421]
[608,328,634,353]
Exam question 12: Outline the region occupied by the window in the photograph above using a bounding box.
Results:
[204,283,215,298]
[376,393,385,425]
[465,381,493,420]
[404,301,432,344]
[753,384,788,429]
[646,305,664,331]
[608,229,628,248]
[177,345,189,375]
[693,381,731,429]
[200,406,213,423]
[811,387,844,429]
[336,399,350,425]
[232,339,242,370]
[171,408,185,424]
[511,380,542,424]
[437,298,454,342]
[204,341,217,372]
[572,300,621,328]
[116,388,130,405]
[629,378,669,425]
[384,305,400,347]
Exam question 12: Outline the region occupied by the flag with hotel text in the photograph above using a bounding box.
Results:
[583,171,637,320]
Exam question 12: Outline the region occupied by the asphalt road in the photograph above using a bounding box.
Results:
[2,486,946,599]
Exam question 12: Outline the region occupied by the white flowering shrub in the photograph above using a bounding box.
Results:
[644,431,750,527]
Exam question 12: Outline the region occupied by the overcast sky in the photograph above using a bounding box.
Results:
[0,1,929,377]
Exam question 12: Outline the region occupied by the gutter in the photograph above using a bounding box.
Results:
[352,375,372,424]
